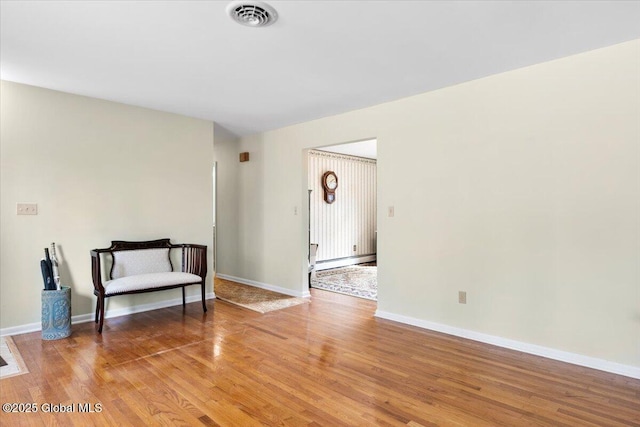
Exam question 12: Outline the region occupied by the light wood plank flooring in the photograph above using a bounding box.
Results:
[1,282,639,426]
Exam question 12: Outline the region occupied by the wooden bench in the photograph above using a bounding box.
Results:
[91,238,207,333]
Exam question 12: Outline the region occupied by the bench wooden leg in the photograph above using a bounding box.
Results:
[182,287,186,308]
[201,283,207,312]
[98,296,105,334]
[95,299,99,323]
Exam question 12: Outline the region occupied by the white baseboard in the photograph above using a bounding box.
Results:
[216,274,311,298]
[375,310,640,380]
[0,292,216,337]
[315,254,376,271]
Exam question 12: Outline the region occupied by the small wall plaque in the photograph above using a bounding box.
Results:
[239,152,250,162]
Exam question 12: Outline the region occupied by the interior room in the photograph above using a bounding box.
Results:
[308,140,378,300]
[1,1,639,425]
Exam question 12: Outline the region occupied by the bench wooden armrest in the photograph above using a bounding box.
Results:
[172,243,208,279]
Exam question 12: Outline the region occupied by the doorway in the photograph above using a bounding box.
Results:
[306,139,378,300]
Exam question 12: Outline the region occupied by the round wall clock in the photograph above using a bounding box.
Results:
[322,171,338,204]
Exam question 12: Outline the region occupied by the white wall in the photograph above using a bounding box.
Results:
[233,40,640,370]
[0,81,214,330]
[308,150,377,262]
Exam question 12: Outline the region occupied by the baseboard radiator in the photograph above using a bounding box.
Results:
[315,254,376,271]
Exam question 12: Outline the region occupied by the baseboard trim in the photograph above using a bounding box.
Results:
[0,292,216,337]
[374,310,640,380]
[216,274,311,298]
[315,254,376,271]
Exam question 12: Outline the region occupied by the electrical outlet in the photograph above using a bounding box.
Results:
[388,206,395,217]
[458,291,467,304]
[17,203,38,215]
[294,206,298,215]
[353,245,357,251]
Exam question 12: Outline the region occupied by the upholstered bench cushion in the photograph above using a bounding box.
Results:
[111,248,172,279]
[104,272,202,295]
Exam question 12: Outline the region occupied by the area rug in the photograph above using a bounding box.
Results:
[215,278,309,313]
[0,336,29,380]
[311,264,377,300]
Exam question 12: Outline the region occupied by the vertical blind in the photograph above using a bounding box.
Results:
[308,150,377,262]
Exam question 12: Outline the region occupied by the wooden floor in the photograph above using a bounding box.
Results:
[1,285,639,426]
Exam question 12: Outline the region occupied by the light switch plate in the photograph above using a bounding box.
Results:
[17,203,38,215]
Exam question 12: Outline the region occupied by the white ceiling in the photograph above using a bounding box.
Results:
[2,1,639,137]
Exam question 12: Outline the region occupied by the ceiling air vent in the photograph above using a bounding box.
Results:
[227,1,278,27]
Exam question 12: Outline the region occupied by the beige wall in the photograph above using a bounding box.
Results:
[0,81,214,329]
[233,40,640,368]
